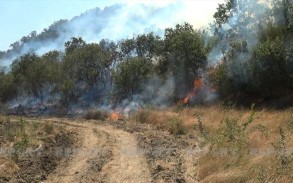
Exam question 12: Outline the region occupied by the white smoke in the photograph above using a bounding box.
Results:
[208,0,270,65]
[0,1,223,67]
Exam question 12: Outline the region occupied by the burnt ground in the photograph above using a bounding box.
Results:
[0,131,78,183]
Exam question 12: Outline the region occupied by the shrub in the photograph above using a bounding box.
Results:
[85,110,109,120]
[133,109,152,124]
[43,122,54,134]
[168,116,186,135]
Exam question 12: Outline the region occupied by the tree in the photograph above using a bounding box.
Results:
[41,50,63,90]
[10,51,63,102]
[270,0,293,28]
[163,23,207,98]
[61,41,116,105]
[118,32,162,60]
[0,68,16,102]
[249,37,288,96]
[64,37,86,54]
[211,0,292,100]
[11,53,51,99]
[112,57,153,101]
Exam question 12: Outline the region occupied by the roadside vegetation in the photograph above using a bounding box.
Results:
[131,106,293,182]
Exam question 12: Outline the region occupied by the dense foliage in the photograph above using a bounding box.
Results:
[0,0,292,109]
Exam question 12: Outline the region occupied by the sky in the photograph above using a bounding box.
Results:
[0,0,224,51]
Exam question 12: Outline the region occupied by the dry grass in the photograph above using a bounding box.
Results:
[177,106,293,182]
[132,108,187,135]
[0,116,62,162]
[132,105,293,182]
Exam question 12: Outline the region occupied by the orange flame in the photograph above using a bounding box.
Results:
[110,112,120,121]
[182,78,203,104]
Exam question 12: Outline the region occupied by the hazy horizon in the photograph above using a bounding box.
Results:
[0,0,224,51]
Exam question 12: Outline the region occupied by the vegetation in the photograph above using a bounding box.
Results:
[85,109,109,120]
[0,117,56,162]
[0,0,292,108]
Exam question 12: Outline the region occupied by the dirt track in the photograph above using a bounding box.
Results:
[43,120,152,183]
[1,117,201,182]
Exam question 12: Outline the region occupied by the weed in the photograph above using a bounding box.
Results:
[272,126,292,174]
[1,118,16,141]
[242,103,255,131]
[195,114,208,139]
[175,101,185,112]
[249,164,269,183]
[12,121,30,162]
[44,122,54,134]
[31,120,40,131]
[134,109,151,124]
[209,105,256,161]
[19,118,26,130]
[286,114,293,132]
[256,124,269,137]
[168,116,185,135]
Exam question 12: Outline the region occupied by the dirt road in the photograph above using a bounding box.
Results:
[43,120,151,183]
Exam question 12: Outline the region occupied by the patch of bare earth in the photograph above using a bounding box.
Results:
[0,116,78,183]
[44,120,151,183]
[103,120,201,183]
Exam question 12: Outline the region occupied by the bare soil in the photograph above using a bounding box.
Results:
[1,117,202,183]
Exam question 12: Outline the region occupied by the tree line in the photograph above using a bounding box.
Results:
[0,0,292,108]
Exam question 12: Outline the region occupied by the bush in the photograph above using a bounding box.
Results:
[43,122,54,134]
[133,109,152,124]
[168,116,186,135]
[85,110,109,120]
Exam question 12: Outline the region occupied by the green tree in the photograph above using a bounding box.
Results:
[61,40,116,105]
[11,52,60,101]
[250,37,288,96]
[64,37,86,54]
[0,68,17,102]
[112,57,153,101]
[11,53,44,98]
[163,23,207,98]
[118,32,161,60]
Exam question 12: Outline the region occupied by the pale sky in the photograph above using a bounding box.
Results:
[0,0,224,51]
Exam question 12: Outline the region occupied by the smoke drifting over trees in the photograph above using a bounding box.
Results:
[0,0,292,114]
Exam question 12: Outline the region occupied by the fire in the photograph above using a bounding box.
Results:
[110,112,120,121]
[182,78,203,104]
[194,79,203,89]
[183,93,193,104]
